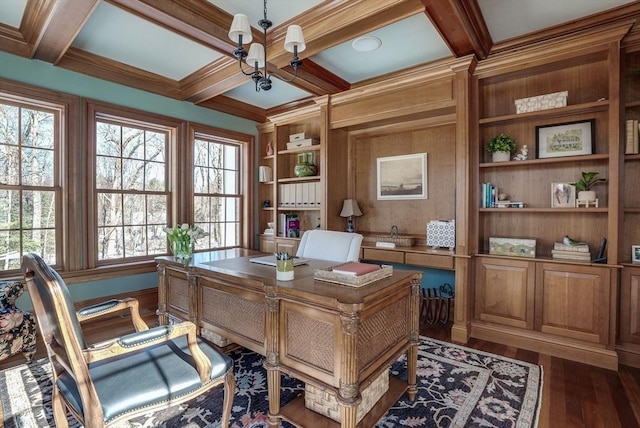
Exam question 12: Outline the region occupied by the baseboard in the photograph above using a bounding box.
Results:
[617,342,640,369]
[470,322,618,371]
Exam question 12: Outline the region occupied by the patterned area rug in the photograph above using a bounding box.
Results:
[0,337,542,428]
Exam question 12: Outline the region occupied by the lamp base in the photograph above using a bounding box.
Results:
[346,218,355,233]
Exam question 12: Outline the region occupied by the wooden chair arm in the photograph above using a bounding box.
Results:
[83,321,212,383]
[77,297,149,332]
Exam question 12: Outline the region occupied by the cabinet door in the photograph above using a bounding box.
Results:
[620,266,640,345]
[276,238,299,256]
[260,236,275,253]
[475,257,534,329]
[535,263,610,344]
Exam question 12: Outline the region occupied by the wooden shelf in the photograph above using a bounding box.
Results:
[479,100,609,125]
[479,153,609,168]
[278,146,321,155]
[277,176,321,183]
[277,207,321,211]
[479,207,608,213]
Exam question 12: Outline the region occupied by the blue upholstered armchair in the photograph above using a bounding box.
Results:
[0,280,37,362]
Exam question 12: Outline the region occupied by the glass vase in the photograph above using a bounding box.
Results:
[171,239,193,261]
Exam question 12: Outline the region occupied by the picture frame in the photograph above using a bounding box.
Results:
[633,245,640,263]
[377,153,428,200]
[551,183,576,208]
[536,119,595,159]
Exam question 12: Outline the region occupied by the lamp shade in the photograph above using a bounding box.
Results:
[284,25,306,53]
[340,199,362,217]
[228,14,252,44]
[246,43,265,68]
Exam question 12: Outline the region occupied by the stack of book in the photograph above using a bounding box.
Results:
[552,242,591,261]
[626,119,640,154]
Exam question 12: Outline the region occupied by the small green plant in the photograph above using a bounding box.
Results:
[571,171,606,191]
[486,133,517,154]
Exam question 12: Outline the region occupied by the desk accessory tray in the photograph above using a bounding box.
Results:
[314,265,393,287]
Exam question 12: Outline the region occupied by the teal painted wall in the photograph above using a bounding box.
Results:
[1,52,259,308]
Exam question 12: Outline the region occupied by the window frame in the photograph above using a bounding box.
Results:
[86,100,182,268]
[186,123,254,251]
[0,79,80,274]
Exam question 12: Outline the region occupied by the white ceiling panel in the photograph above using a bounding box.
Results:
[208,0,324,31]
[479,0,636,42]
[72,1,223,80]
[0,0,27,27]
[310,14,451,84]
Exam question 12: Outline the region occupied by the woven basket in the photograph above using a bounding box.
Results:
[314,265,393,287]
[363,235,415,247]
[305,369,389,423]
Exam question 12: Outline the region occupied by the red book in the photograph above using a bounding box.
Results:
[331,262,380,277]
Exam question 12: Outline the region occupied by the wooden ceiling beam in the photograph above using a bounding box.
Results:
[33,0,100,64]
[197,95,267,124]
[57,47,182,98]
[420,0,492,59]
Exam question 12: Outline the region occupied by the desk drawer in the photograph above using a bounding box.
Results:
[405,252,454,270]
[362,248,404,264]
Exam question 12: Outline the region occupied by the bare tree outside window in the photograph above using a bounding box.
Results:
[0,101,58,271]
[95,119,169,261]
[193,137,241,250]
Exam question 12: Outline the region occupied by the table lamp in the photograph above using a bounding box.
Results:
[340,199,362,233]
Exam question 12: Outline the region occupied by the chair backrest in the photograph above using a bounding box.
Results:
[295,230,363,262]
[21,254,94,409]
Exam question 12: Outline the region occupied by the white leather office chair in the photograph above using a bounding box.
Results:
[296,230,363,262]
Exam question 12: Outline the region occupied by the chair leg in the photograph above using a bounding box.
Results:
[221,369,235,427]
[52,388,70,428]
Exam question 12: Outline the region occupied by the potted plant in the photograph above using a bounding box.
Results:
[486,133,517,162]
[571,171,606,202]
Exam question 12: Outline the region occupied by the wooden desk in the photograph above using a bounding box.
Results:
[156,250,421,428]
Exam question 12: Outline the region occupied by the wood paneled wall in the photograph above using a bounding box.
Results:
[350,123,457,236]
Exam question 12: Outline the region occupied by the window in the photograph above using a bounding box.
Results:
[0,99,60,270]
[93,113,172,262]
[193,135,242,249]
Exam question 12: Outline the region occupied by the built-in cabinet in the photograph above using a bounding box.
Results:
[468,23,633,370]
[618,39,640,367]
[257,97,348,252]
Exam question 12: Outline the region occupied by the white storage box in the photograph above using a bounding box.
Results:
[514,91,567,114]
[426,220,455,250]
[286,138,319,150]
[289,132,307,142]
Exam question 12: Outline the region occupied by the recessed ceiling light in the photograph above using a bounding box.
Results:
[352,36,382,52]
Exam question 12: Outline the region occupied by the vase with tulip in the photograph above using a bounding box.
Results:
[163,223,209,261]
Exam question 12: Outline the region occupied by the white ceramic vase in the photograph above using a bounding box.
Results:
[492,151,511,162]
[578,190,596,201]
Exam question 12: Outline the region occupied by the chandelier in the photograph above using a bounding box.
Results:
[228,0,306,92]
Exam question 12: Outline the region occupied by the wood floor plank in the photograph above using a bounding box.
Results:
[618,365,640,427]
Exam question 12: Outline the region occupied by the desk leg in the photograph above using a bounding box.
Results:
[265,293,281,427]
[267,368,281,427]
[407,278,420,401]
[406,343,418,400]
[340,404,357,428]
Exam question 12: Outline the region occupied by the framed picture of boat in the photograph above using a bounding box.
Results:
[377,153,427,200]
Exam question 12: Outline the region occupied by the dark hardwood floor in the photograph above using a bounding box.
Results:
[2,305,639,428]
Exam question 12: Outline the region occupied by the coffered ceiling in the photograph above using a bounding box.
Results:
[0,0,638,123]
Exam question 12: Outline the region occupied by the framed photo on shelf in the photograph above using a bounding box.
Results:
[536,119,595,159]
[377,153,428,200]
[633,245,640,263]
[551,182,576,208]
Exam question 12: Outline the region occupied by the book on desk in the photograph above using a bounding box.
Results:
[331,262,381,277]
